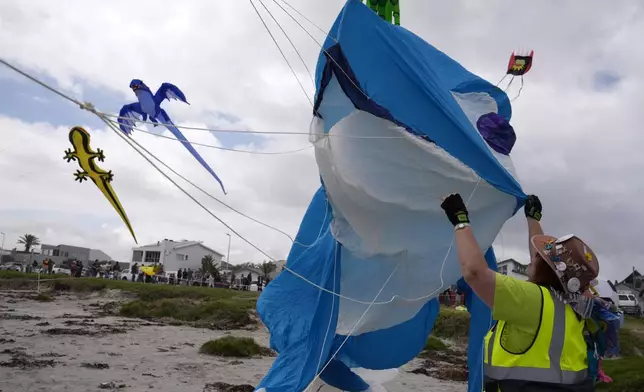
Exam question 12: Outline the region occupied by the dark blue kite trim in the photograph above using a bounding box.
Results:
[314,44,434,143]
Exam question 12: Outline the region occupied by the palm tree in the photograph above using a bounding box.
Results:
[17,234,40,252]
[200,254,219,276]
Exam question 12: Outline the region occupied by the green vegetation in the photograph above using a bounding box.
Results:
[597,317,644,392]
[422,335,448,352]
[33,293,54,302]
[199,336,270,357]
[120,298,254,329]
[432,307,470,340]
[0,271,260,329]
[418,308,468,357]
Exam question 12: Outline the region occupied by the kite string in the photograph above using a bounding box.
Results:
[101,111,408,138]
[98,114,282,262]
[248,0,314,107]
[313,240,338,378]
[121,122,312,155]
[106,115,332,249]
[257,0,315,86]
[103,115,330,255]
[268,0,372,102]
[304,252,405,392]
[101,117,296,242]
[277,0,336,41]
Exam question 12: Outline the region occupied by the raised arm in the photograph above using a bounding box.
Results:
[524,195,544,258]
[441,194,496,308]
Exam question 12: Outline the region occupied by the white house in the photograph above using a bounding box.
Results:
[232,266,264,286]
[268,259,287,280]
[131,239,224,273]
[497,258,528,281]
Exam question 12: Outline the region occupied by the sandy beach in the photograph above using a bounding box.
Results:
[0,289,466,392]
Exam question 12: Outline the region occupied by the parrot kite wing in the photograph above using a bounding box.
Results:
[154,82,189,106]
[64,126,137,244]
[117,102,145,135]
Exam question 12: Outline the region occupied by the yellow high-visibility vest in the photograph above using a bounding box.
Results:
[484,286,589,388]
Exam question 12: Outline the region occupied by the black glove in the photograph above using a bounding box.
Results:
[441,193,470,226]
[524,195,542,221]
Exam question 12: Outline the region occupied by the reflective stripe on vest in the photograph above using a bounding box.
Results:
[484,286,588,385]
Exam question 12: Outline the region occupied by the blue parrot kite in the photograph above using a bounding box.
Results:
[117,79,226,194]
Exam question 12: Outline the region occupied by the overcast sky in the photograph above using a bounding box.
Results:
[0,0,642,282]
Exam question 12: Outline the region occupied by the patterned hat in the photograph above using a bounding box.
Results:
[531,234,599,295]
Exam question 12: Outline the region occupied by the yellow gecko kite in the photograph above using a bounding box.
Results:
[64,126,137,243]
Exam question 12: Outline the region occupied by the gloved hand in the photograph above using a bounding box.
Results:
[524,195,542,221]
[441,193,470,227]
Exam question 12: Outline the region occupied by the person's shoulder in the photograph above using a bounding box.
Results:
[494,272,543,302]
[495,272,540,290]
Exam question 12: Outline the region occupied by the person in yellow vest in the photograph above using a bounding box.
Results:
[441,194,598,391]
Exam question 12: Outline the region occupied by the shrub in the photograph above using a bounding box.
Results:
[199,336,267,358]
[33,293,54,302]
[423,335,448,352]
[433,307,470,339]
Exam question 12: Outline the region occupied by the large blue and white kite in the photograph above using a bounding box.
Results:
[256,1,527,391]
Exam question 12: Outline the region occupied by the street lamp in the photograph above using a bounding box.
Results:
[226,233,232,288]
[226,233,231,265]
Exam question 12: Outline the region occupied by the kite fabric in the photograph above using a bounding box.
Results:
[256,1,526,392]
[498,51,534,100]
[117,79,227,194]
[64,126,137,244]
[506,51,534,76]
[362,0,400,25]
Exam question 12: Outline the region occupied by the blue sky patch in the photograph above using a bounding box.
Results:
[592,70,621,92]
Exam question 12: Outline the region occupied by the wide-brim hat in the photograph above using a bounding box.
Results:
[531,234,599,295]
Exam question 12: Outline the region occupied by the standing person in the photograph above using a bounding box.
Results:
[593,296,621,359]
[177,268,183,285]
[441,194,598,391]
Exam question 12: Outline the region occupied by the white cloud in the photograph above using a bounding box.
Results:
[1,0,644,281]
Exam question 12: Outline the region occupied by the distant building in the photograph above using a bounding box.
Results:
[25,243,112,267]
[231,265,264,286]
[131,239,224,273]
[268,259,287,280]
[497,258,528,281]
[615,269,643,314]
